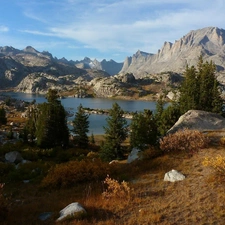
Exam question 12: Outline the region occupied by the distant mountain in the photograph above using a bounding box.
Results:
[1,26,225,95]
[73,57,123,75]
[120,27,225,77]
[0,46,110,89]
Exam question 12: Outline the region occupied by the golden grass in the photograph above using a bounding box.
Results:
[2,131,225,224]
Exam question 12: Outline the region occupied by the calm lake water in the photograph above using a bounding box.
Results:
[5,92,162,135]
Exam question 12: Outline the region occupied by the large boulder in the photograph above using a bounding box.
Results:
[164,169,185,182]
[121,73,136,83]
[56,202,87,222]
[5,151,23,164]
[168,110,225,134]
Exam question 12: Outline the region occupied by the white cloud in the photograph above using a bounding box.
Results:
[0,25,9,32]
[16,0,225,57]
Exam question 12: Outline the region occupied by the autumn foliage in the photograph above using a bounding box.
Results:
[160,129,209,156]
[41,159,110,188]
[203,155,225,175]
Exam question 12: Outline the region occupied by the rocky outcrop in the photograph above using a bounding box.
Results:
[16,73,77,94]
[91,77,123,98]
[168,110,225,134]
[120,27,225,78]
[16,68,110,94]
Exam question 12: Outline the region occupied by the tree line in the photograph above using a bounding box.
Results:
[1,57,224,161]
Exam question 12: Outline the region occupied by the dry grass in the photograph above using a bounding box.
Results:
[2,138,225,224]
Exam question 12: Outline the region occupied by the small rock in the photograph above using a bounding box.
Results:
[127,148,142,163]
[56,202,87,222]
[23,180,30,184]
[39,212,53,221]
[164,169,185,182]
[5,151,23,164]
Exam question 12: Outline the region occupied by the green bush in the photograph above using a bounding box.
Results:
[0,141,24,157]
[7,161,51,182]
[0,162,15,182]
[41,159,110,189]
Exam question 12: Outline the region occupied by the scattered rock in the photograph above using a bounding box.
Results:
[5,151,23,164]
[39,212,53,221]
[56,202,87,222]
[109,160,119,165]
[127,148,142,163]
[23,180,30,184]
[164,169,185,182]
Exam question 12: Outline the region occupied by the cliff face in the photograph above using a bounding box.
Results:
[120,27,225,78]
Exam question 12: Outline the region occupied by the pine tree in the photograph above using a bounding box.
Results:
[179,56,223,114]
[23,106,37,142]
[100,103,128,161]
[45,89,59,103]
[130,109,158,150]
[159,102,181,135]
[72,104,89,148]
[35,89,69,148]
[179,65,200,114]
[90,132,95,145]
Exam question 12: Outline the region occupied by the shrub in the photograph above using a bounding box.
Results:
[7,161,51,182]
[203,155,225,175]
[41,159,110,189]
[0,162,15,181]
[142,146,162,160]
[160,129,209,156]
[102,175,132,203]
[0,183,8,222]
[220,137,225,146]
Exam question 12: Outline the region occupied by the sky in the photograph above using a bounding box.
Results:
[0,0,225,62]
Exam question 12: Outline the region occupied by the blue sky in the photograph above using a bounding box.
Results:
[0,0,224,62]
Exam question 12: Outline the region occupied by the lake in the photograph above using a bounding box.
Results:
[5,92,163,135]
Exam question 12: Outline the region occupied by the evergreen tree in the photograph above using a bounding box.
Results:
[154,96,166,134]
[45,89,59,103]
[90,132,95,145]
[130,109,158,150]
[179,65,200,114]
[159,102,181,135]
[179,56,223,114]
[23,107,37,143]
[35,89,69,148]
[72,104,89,148]
[100,103,128,161]
[0,107,7,126]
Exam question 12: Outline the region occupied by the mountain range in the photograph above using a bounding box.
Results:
[0,26,225,93]
[120,27,225,77]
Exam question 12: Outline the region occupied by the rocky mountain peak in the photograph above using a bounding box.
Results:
[120,26,225,77]
[23,46,39,54]
[134,50,151,57]
[0,46,20,55]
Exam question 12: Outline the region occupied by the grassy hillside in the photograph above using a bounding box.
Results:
[1,136,225,224]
